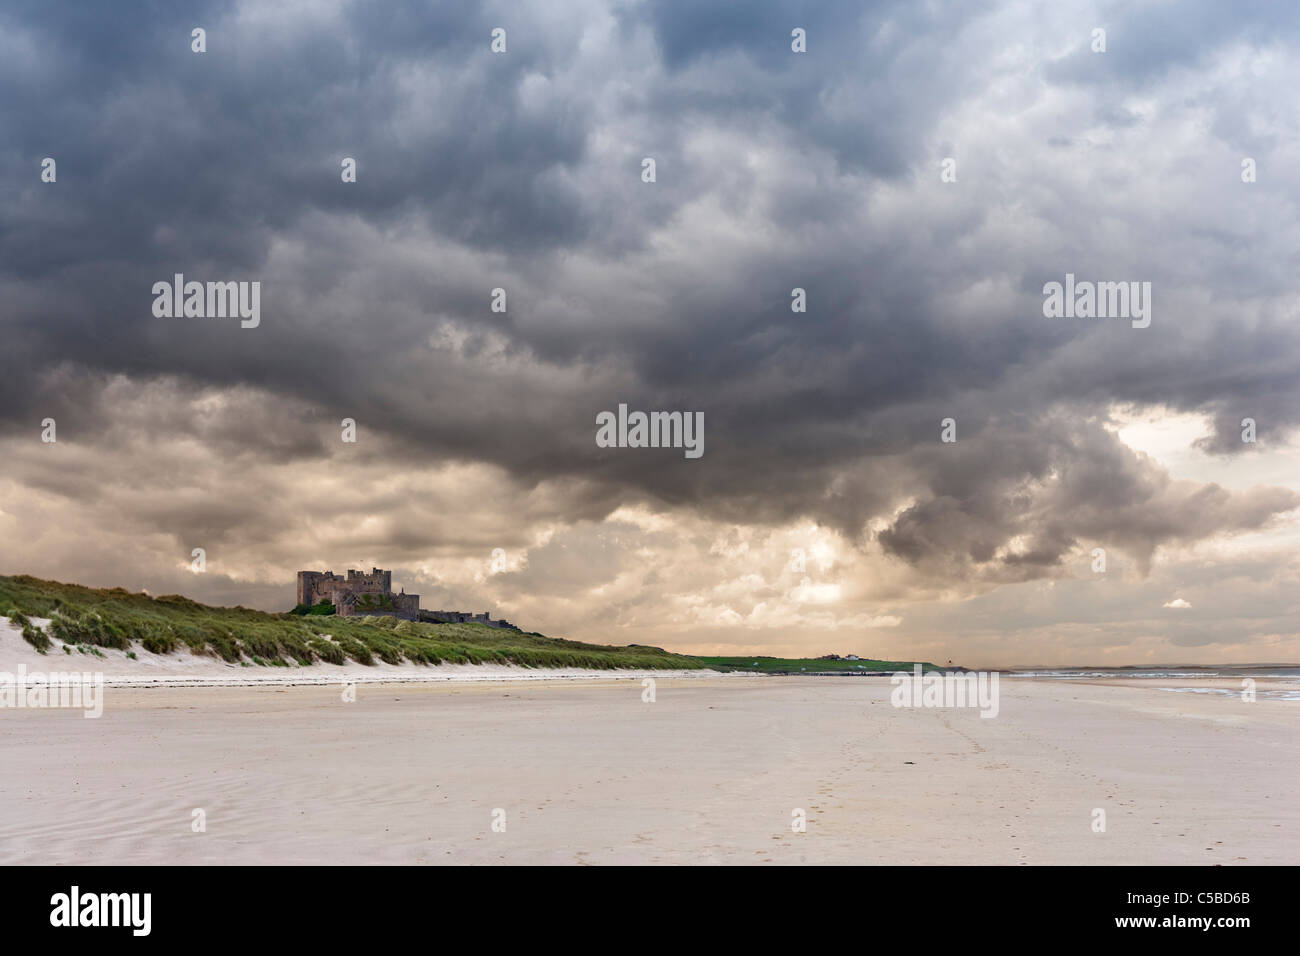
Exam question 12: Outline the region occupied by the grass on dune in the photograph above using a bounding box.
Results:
[0,574,704,671]
[8,610,51,653]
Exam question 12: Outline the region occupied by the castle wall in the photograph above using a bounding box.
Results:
[418,609,519,630]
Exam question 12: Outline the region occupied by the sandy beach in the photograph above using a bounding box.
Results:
[2,672,1295,865]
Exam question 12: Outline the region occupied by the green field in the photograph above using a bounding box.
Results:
[0,574,939,674]
[693,656,940,674]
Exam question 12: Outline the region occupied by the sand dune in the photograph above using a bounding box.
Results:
[0,618,712,686]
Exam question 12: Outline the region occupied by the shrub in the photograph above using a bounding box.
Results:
[22,622,50,653]
[331,635,374,666]
[307,637,345,665]
[141,624,178,655]
[291,601,336,616]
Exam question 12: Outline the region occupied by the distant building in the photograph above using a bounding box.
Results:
[296,568,420,620]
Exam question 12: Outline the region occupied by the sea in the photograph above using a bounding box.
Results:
[1003,665,1300,701]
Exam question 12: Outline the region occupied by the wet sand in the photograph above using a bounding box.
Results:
[1,675,1295,864]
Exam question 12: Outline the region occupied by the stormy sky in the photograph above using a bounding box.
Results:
[2,0,1298,666]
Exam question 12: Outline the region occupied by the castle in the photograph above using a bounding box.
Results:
[297,568,421,620]
[295,568,517,629]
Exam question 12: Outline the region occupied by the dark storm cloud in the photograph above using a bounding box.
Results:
[877,413,1298,577]
[1,0,1298,594]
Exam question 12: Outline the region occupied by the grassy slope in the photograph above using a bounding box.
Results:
[0,575,703,671]
[0,575,940,674]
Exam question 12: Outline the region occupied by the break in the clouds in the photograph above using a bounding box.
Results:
[1,0,1298,666]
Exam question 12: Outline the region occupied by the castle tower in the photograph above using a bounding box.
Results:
[297,571,324,607]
